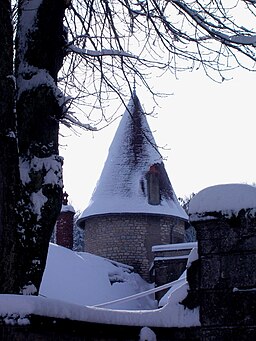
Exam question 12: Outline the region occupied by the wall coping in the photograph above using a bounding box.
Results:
[152,242,197,252]
[189,184,256,222]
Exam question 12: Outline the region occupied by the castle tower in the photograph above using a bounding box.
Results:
[77,93,187,280]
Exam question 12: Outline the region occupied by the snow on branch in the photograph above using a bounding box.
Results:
[61,113,97,131]
[220,33,256,45]
[67,45,137,59]
[244,0,256,4]
[171,0,256,50]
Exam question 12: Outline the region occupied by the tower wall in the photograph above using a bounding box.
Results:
[83,213,185,281]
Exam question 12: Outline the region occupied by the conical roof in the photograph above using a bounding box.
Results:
[77,93,187,227]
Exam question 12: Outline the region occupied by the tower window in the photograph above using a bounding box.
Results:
[147,164,160,205]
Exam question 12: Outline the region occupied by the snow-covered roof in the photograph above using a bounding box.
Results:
[189,183,256,221]
[78,93,187,227]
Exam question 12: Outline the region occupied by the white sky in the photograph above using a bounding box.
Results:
[60,67,256,212]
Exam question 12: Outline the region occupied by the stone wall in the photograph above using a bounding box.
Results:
[0,316,200,340]
[83,213,185,281]
[189,184,256,340]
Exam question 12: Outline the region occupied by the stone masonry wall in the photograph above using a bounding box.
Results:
[0,316,200,340]
[189,184,256,341]
[83,213,185,281]
[194,212,256,340]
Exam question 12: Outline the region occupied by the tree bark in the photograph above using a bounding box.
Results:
[12,0,67,294]
[0,0,22,293]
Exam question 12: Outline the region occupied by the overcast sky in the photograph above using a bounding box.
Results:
[60,67,256,212]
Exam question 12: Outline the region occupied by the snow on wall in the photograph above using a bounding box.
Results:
[189,184,256,220]
[0,290,199,328]
[0,244,199,328]
[152,242,197,252]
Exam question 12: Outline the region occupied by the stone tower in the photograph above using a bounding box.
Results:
[77,92,187,280]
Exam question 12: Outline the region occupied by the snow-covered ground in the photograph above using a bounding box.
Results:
[0,243,200,328]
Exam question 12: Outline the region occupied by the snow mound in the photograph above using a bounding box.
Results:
[139,326,157,341]
[40,243,155,310]
[189,183,256,219]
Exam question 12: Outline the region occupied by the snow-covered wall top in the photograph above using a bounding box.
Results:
[189,184,256,221]
[152,242,198,252]
[78,93,187,226]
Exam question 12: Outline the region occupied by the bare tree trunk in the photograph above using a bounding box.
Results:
[13,0,67,294]
[0,0,22,293]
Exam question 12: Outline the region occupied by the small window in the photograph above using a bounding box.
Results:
[147,164,160,205]
[140,179,146,195]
